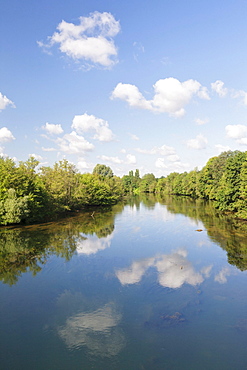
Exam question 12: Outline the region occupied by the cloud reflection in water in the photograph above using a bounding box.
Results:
[214,266,232,284]
[116,249,209,289]
[76,234,113,255]
[58,302,125,357]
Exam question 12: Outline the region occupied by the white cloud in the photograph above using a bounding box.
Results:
[197,86,211,100]
[77,159,94,172]
[98,154,123,164]
[29,153,43,161]
[126,154,136,164]
[0,93,15,111]
[41,146,56,152]
[136,144,176,156]
[225,124,247,145]
[231,88,247,106]
[129,133,139,141]
[111,83,152,110]
[38,12,120,68]
[111,77,210,117]
[187,133,208,150]
[169,161,190,172]
[225,124,247,139]
[57,131,94,154]
[42,122,64,135]
[155,158,168,169]
[194,118,209,125]
[0,127,15,142]
[211,80,228,97]
[215,144,232,153]
[133,42,145,62]
[167,154,180,162]
[72,113,115,142]
[238,90,247,105]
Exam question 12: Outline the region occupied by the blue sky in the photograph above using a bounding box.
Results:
[1,0,247,177]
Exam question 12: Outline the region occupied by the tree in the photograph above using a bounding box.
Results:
[121,169,141,194]
[0,156,18,200]
[196,151,237,200]
[40,159,79,212]
[237,152,247,218]
[139,173,157,193]
[0,189,30,225]
[76,173,123,206]
[215,151,246,211]
[93,164,113,178]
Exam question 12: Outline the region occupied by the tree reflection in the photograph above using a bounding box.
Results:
[0,204,124,285]
[2,194,247,287]
[160,195,247,271]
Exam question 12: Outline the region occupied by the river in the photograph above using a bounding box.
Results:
[1,195,247,369]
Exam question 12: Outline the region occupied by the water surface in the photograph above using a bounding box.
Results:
[1,195,247,369]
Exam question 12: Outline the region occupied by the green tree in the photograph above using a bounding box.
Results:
[196,151,236,200]
[215,151,246,211]
[40,159,79,212]
[93,164,113,178]
[0,189,30,225]
[0,156,18,200]
[76,173,123,206]
[121,169,141,194]
[237,152,247,218]
[139,173,157,193]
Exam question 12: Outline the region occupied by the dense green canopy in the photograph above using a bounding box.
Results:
[1,150,247,226]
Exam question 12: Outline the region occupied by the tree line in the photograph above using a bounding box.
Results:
[124,150,247,219]
[1,149,247,226]
[0,158,123,225]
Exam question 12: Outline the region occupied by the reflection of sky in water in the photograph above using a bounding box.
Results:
[58,302,125,357]
[187,218,205,229]
[152,203,176,222]
[76,234,113,255]
[116,249,214,288]
[201,265,213,278]
[124,203,176,222]
[214,266,233,284]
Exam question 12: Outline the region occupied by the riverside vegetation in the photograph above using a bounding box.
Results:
[1,149,247,226]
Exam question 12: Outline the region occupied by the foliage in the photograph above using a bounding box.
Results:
[40,159,79,213]
[2,150,247,226]
[0,158,123,226]
[139,173,157,193]
[122,169,141,194]
[152,150,247,217]
[0,189,30,225]
[76,173,123,206]
[93,164,113,178]
[214,151,246,211]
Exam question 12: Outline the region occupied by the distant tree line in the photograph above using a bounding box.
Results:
[124,150,247,219]
[1,150,247,226]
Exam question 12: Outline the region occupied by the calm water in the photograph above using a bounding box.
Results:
[1,195,247,369]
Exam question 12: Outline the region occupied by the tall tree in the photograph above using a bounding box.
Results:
[93,164,113,178]
[215,151,246,211]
